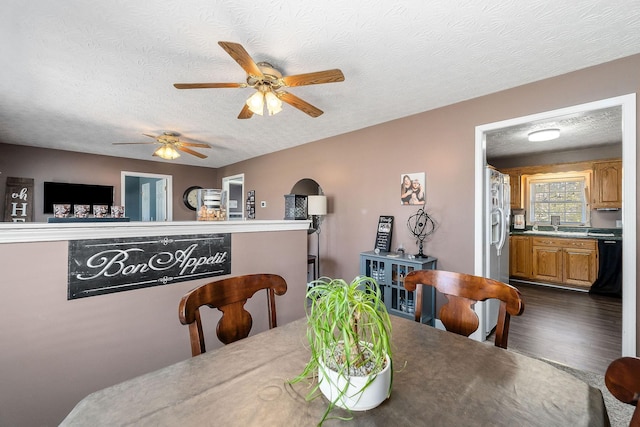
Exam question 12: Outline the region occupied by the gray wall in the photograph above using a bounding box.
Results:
[218,54,640,282]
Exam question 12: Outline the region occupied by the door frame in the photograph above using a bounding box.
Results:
[474,93,636,357]
[121,171,173,221]
[222,173,245,221]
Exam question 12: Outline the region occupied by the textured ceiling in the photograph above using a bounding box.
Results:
[1,0,639,167]
[486,106,622,160]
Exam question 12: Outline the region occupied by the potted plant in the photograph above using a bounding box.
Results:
[290,276,393,424]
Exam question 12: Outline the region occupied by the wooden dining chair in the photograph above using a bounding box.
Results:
[178,273,288,357]
[605,357,640,426]
[403,270,524,349]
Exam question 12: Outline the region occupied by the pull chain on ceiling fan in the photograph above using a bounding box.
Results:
[173,41,345,119]
[113,132,211,160]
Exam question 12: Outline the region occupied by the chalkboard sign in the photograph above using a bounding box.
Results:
[374,215,394,252]
[68,234,231,299]
[3,177,34,222]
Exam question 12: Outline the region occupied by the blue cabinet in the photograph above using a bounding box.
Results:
[359,251,437,325]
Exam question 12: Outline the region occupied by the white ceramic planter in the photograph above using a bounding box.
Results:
[318,354,391,411]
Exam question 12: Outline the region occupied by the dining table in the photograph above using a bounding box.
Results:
[61,315,609,426]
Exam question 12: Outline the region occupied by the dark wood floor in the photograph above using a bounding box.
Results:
[490,282,623,375]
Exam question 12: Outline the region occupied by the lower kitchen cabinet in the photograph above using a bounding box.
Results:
[531,244,563,283]
[509,235,531,278]
[359,251,437,325]
[563,245,598,287]
[530,237,598,288]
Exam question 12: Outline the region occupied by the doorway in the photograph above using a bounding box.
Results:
[474,94,636,357]
[222,173,244,220]
[121,171,173,221]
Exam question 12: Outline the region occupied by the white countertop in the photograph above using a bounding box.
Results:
[0,220,311,244]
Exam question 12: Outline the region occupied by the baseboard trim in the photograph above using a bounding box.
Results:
[509,278,589,293]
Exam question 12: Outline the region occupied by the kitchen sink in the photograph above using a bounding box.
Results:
[522,230,589,237]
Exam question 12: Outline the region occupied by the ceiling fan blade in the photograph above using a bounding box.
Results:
[112,142,156,145]
[173,82,245,89]
[278,91,324,117]
[218,41,264,78]
[178,142,211,148]
[238,103,254,120]
[143,133,158,139]
[177,146,208,159]
[281,69,345,87]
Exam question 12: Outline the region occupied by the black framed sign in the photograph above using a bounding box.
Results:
[374,215,394,252]
[3,177,34,222]
[68,234,231,299]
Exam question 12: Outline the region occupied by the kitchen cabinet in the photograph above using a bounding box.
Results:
[500,168,522,209]
[531,237,598,288]
[592,160,622,209]
[508,170,522,210]
[359,251,437,325]
[509,235,531,278]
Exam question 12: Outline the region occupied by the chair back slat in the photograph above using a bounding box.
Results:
[179,274,287,356]
[404,270,524,349]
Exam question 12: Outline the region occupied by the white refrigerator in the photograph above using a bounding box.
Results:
[482,167,510,338]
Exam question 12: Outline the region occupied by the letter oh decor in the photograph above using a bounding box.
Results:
[3,177,34,222]
[67,234,231,299]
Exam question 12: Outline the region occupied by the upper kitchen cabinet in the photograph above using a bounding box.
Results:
[500,168,522,210]
[592,160,622,209]
[508,170,521,210]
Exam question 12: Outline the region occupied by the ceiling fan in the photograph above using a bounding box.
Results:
[113,132,210,160]
[173,41,345,119]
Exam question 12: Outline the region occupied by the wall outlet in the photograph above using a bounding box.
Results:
[260,201,267,208]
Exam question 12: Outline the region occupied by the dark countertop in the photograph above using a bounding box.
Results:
[510,227,622,241]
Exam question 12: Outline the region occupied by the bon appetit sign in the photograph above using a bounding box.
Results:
[68,234,231,299]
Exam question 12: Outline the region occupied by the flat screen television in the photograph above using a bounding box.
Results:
[43,182,114,214]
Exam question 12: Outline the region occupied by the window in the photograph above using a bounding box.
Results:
[525,171,591,225]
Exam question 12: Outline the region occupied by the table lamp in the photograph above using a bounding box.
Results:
[307,195,327,275]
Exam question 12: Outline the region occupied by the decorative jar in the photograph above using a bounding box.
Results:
[196,189,226,221]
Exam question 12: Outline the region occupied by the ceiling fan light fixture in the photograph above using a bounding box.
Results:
[265,91,282,116]
[246,91,265,115]
[528,128,560,142]
[154,144,181,160]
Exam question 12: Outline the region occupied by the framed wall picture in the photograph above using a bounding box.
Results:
[246,190,255,219]
[400,172,425,205]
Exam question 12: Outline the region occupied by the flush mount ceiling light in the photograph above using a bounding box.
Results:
[528,128,560,142]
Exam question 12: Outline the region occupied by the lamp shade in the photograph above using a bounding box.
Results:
[246,91,265,115]
[307,195,327,215]
[264,91,283,116]
[153,144,180,160]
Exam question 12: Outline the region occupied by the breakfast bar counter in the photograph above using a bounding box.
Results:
[0,219,310,244]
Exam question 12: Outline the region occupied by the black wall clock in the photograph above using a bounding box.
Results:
[183,186,202,210]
